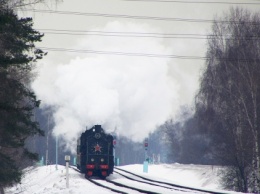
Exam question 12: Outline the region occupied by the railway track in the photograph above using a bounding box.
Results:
[70,166,158,193]
[70,166,180,193]
[113,167,230,194]
[112,169,196,193]
[70,166,229,194]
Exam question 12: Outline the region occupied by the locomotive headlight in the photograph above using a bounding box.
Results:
[91,158,95,162]
[101,158,104,162]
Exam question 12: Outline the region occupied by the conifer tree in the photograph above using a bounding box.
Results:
[0,7,45,190]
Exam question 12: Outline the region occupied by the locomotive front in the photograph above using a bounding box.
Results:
[77,125,114,178]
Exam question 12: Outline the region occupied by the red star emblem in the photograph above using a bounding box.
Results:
[94,143,102,152]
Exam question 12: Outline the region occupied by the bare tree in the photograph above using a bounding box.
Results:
[196,8,260,192]
[1,0,62,9]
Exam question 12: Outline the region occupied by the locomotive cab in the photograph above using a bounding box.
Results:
[77,125,114,179]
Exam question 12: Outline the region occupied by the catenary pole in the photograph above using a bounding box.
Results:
[56,136,58,170]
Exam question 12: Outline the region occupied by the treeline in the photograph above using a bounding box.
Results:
[196,8,260,193]
[162,8,260,193]
[1,2,260,193]
[156,112,214,165]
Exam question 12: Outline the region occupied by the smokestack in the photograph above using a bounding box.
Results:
[95,125,102,132]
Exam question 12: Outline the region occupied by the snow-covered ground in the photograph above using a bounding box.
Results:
[5,163,239,194]
[120,163,222,190]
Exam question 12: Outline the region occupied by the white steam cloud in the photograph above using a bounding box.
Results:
[32,21,196,151]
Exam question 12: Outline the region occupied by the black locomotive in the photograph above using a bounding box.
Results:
[76,125,114,178]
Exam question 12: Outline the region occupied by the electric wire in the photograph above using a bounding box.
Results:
[38,29,260,40]
[22,9,260,24]
[41,31,260,40]
[120,0,260,5]
[38,46,207,59]
[41,31,210,39]
[38,28,209,36]
[38,46,260,62]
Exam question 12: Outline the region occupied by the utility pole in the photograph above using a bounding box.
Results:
[45,114,49,165]
[55,135,58,170]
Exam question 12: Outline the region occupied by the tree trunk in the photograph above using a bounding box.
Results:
[254,133,260,192]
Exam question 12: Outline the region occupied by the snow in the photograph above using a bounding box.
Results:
[5,164,241,194]
[120,163,221,189]
[5,165,112,194]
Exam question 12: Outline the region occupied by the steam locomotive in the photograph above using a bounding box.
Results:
[76,125,114,178]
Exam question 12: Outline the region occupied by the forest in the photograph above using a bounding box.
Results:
[0,0,260,193]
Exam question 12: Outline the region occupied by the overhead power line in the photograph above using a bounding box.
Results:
[23,9,260,24]
[38,46,260,62]
[38,28,209,36]
[39,46,206,59]
[41,31,209,39]
[39,29,260,40]
[23,9,215,23]
[41,31,260,40]
[120,0,260,5]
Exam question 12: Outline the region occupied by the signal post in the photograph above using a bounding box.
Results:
[143,138,148,173]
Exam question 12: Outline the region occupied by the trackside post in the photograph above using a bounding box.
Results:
[65,155,70,188]
[143,138,149,173]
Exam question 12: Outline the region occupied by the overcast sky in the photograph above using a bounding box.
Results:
[18,0,260,150]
